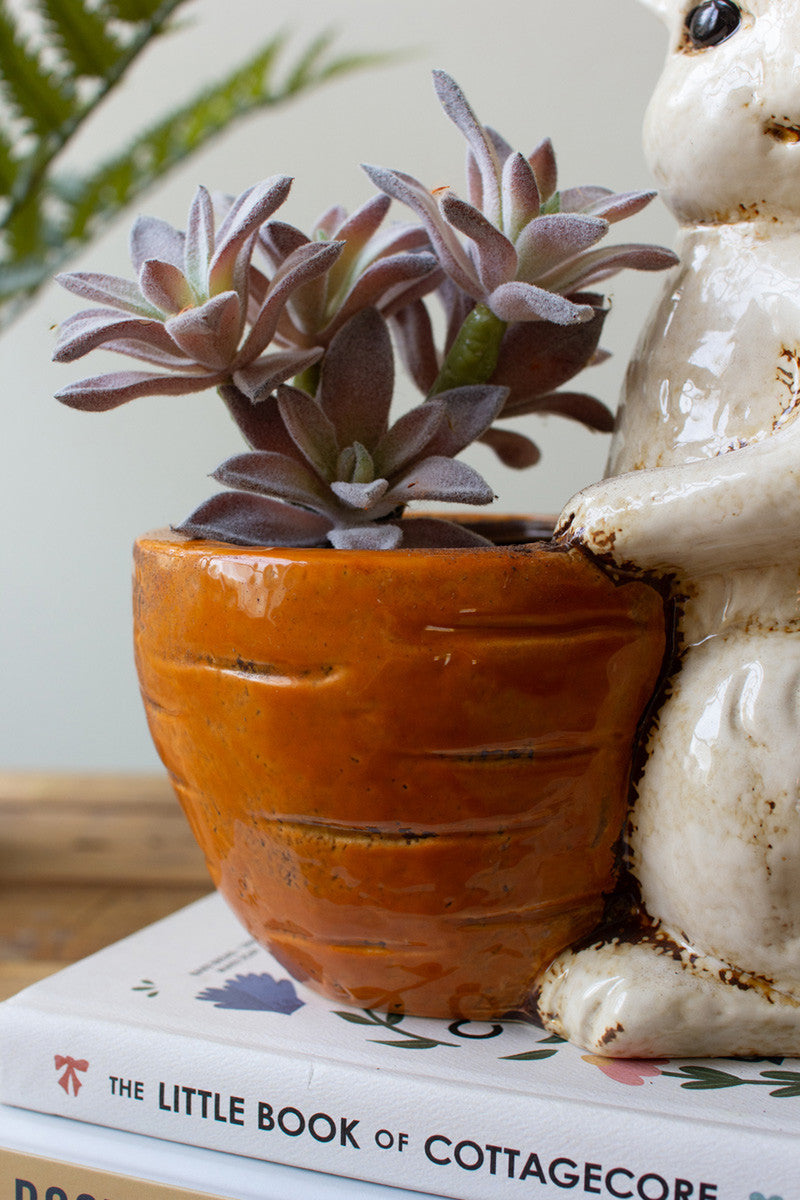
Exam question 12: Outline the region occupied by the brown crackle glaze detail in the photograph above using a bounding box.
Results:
[133,522,665,1020]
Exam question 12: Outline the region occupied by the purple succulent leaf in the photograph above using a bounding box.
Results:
[176,490,331,547]
[165,291,243,370]
[232,346,324,402]
[327,250,440,335]
[516,389,616,431]
[313,204,348,238]
[55,270,164,318]
[55,368,222,411]
[328,523,403,550]
[277,385,339,479]
[213,450,332,512]
[384,454,495,508]
[99,339,196,369]
[184,185,216,298]
[385,268,447,320]
[439,193,516,293]
[502,152,541,243]
[374,398,445,477]
[389,298,440,393]
[364,221,432,259]
[438,276,476,354]
[465,147,482,210]
[485,126,514,165]
[259,220,310,268]
[395,516,494,548]
[479,426,541,468]
[236,240,344,365]
[563,188,657,225]
[539,243,679,293]
[559,186,612,212]
[319,308,394,451]
[217,385,302,456]
[491,304,607,399]
[362,163,481,300]
[52,308,177,363]
[425,384,508,457]
[138,259,195,315]
[432,71,502,226]
[528,138,558,203]
[514,214,608,284]
[330,478,390,510]
[488,281,595,325]
[323,193,392,296]
[129,215,185,274]
[209,175,293,296]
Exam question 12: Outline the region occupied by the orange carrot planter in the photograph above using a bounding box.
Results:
[133,524,665,1019]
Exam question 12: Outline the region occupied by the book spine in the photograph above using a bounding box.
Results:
[0,1147,218,1200]
[0,1005,794,1200]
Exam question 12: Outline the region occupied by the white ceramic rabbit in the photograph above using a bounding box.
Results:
[536,0,800,1056]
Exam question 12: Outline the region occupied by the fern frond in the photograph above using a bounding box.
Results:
[61,32,391,246]
[0,124,17,195]
[100,0,172,21]
[0,11,396,329]
[37,0,124,79]
[0,1,78,137]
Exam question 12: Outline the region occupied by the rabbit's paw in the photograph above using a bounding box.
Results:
[537,938,800,1058]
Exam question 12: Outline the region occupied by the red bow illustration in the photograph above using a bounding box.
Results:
[54,1054,89,1096]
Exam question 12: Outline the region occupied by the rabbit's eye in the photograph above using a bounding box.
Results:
[685,1,741,47]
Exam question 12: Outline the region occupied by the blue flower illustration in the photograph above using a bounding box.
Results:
[197,972,305,1014]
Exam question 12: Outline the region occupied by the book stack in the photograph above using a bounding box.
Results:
[0,893,797,1200]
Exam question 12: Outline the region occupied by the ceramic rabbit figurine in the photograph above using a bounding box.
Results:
[536,0,800,1056]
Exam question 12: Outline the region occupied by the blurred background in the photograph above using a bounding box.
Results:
[0,0,673,770]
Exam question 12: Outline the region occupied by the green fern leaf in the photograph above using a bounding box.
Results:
[0,1,78,136]
[101,0,173,21]
[0,123,18,194]
[37,0,124,79]
[60,32,388,245]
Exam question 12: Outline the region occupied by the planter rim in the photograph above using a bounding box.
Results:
[137,514,560,561]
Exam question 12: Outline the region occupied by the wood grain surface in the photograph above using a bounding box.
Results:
[0,773,212,1000]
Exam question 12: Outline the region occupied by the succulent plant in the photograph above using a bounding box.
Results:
[53,70,678,549]
[178,308,505,549]
[366,70,677,468]
[53,178,341,411]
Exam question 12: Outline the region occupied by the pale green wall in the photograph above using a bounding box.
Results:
[0,0,673,768]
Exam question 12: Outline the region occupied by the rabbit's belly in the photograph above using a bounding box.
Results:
[631,630,800,987]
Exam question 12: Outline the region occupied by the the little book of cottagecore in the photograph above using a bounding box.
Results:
[0,894,796,1200]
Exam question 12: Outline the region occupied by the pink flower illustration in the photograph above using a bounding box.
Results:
[582,1055,669,1086]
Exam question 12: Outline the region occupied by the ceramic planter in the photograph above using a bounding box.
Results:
[133,522,665,1020]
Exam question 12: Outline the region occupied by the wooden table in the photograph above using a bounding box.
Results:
[0,773,213,1001]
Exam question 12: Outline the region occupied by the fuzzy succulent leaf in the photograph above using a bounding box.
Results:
[318,306,393,450]
[384,455,494,508]
[55,367,226,411]
[276,385,339,480]
[176,491,331,547]
[479,426,541,469]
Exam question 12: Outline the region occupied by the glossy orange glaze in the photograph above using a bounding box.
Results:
[133,526,666,1018]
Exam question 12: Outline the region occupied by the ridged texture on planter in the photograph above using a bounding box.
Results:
[133,528,666,1019]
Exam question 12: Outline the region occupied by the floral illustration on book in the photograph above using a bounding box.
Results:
[196,972,305,1014]
[54,1054,88,1096]
[131,978,159,997]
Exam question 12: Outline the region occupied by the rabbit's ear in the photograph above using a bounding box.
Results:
[637,0,672,21]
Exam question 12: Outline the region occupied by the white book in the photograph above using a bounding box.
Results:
[0,893,797,1200]
[0,1102,436,1199]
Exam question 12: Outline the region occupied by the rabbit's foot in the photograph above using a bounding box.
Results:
[536,934,800,1058]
